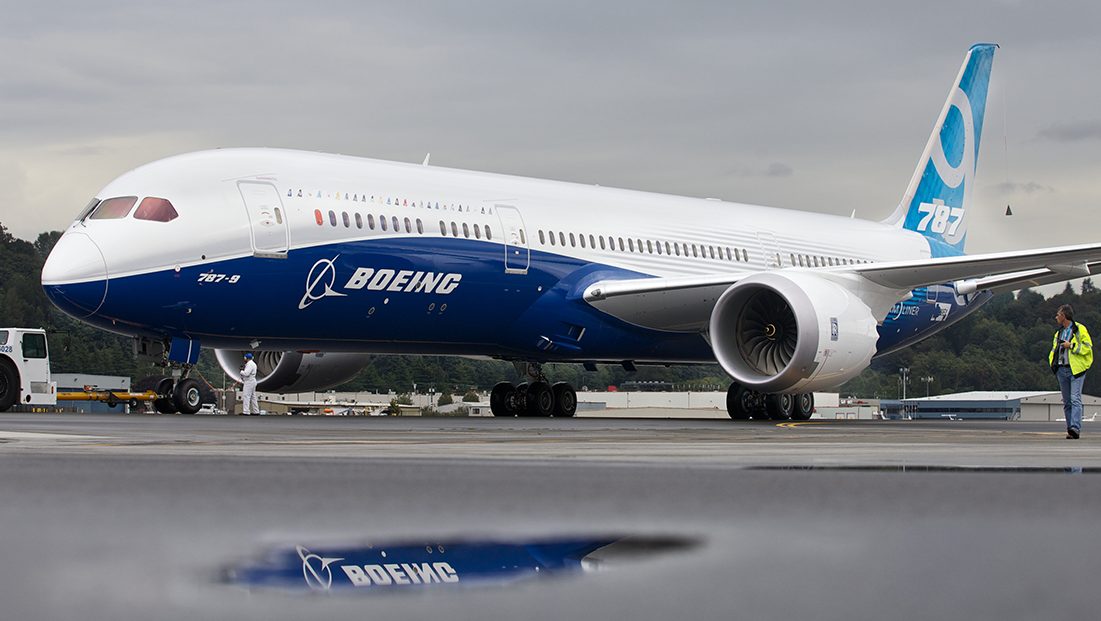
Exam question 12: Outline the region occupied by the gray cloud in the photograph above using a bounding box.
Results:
[990,181,1056,195]
[725,162,794,179]
[1036,121,1101,143]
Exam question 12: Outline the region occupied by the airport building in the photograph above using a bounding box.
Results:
[881,391,1101,421]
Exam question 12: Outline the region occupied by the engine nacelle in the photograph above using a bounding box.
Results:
[214,349,371,393]
[709,272,879,393]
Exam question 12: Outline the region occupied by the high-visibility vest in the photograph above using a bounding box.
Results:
[1049,321,1094,376]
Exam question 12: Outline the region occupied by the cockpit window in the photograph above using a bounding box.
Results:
[76,198,100,222]
[90,196,138,220]
[134,197,179,222]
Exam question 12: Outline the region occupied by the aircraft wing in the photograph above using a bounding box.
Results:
[583,242,1101,332]
[849,242,1101,291]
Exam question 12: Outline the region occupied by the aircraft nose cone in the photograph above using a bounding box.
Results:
[41,232,108,318]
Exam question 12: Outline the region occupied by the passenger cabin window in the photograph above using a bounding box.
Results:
[0,330,8,345]
[133,197,179,222]
[21,332,47,359]
[90,196,137,220]
[485,225,492,240]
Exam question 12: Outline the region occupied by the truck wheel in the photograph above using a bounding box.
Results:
[153,377,177,414]
[173,378,203,415]
[0,360,18,412]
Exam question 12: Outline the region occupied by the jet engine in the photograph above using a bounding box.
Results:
[709,272,879,393]
[214,349,371,393]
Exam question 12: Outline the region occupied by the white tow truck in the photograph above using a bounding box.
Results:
[0,327,205,413]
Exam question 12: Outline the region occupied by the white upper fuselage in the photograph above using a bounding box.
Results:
[46,148,931,285]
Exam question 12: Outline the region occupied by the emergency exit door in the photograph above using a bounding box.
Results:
[238,181,290,258]
[495,204,530,274]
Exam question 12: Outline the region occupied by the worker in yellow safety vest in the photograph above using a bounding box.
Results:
[1049,304,1093,439]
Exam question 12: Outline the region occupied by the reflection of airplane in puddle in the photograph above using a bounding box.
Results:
[227,535,698,592]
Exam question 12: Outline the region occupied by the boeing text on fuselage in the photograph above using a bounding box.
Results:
[299,256,463,310]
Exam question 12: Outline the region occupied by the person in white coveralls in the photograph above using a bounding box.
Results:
[241,352,259,416]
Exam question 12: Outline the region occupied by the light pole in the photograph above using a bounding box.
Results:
[922,376,933,397]
[899,367,910,400]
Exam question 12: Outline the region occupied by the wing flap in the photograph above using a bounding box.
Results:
[852,242,1101,290]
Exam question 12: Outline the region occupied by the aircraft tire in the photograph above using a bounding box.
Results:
[0,359,18,412]
[765,393,794,420]
[526,381,554,417]
[173,378,203,415]
[791,392,814,420]
[551,382,577,417]
[153,377,178,414]
[510,382,530,416]
[726,383,752,420]
[490,382,514,416]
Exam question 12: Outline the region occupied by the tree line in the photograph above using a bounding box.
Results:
[1,222,1087,397]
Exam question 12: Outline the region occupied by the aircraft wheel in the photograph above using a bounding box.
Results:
[509,382,530,416]
[791,393,814,420]
[765,393,794,420]
[551,382,577,417]
[526,381,554,417]
[490,382,514,417]
[173,378,203,414]
[0,359,18,412]
[726,383,754,420]
[153,377,178,414]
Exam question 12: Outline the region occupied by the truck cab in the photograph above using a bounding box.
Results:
[0,328,58,412]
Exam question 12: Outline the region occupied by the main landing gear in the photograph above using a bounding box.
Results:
[726,382,813,421]
[489,363,578,418]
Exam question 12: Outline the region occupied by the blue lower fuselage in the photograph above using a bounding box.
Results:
[44,236,989,363]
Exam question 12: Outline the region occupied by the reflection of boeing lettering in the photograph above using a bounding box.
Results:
[344,268,462,295]
[341,562,460,586]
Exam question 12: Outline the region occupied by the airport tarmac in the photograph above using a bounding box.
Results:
[2,413,1100,620]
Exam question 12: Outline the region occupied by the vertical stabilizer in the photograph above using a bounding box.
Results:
[883,44,997,256]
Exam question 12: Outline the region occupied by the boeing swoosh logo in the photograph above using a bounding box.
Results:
[297,545,344,591]
[299,256,348,310]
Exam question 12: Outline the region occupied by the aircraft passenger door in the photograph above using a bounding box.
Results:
[756,231,783,269]
[495,204,530,274]
[238,181,290,258]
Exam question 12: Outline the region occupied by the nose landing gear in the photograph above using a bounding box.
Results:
[137,371,207,415]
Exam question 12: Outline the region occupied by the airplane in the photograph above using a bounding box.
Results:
[38,43,1101,419]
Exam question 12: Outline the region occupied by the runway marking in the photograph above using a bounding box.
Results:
[776,422,828,428]
[0,431,105,440]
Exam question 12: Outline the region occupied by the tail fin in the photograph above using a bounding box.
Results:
[883,43,997,256]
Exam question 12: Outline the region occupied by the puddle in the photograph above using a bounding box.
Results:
[748,465,1095,474]
[226,535,700,593]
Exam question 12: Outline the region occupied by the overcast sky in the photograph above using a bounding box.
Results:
[2,1,1099,266]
